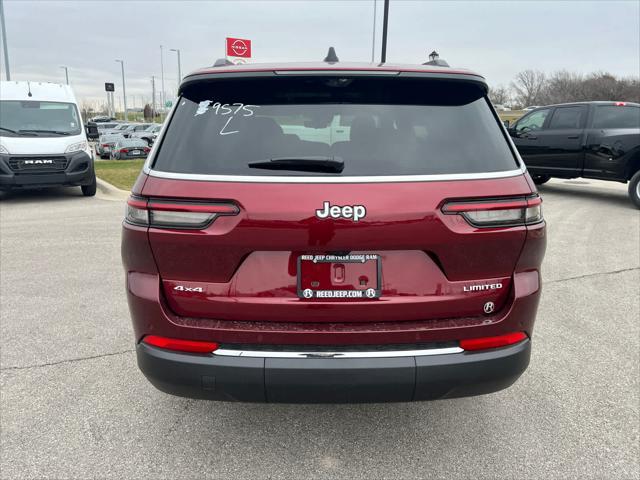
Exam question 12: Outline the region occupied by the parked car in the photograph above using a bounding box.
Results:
[112,138,150,159]
[0,81,96,196]
[121,123,152,138]
[122,58,546,403]
[90,115,117,123]
[522,106,542,112]
[493,104,511,112]
[509,101,640,208]
[95,133,125,159]
[130,123,162,145]
[96,122,120,134]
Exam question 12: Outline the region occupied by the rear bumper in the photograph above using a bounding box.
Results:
[137,338,531,403]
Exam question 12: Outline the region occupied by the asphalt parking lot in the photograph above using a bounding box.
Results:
[1,179,638,479]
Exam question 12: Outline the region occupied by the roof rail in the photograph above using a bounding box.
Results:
[423,50,449,67]
[213,58,234,67]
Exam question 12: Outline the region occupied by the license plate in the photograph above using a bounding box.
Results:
[297,253,381,299]
[132,150,141,155]
[104,147,110,152]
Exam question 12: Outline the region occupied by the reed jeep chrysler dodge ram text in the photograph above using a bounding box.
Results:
[122,58,547,403]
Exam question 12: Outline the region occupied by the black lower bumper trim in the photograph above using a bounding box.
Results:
[137,340,531,403]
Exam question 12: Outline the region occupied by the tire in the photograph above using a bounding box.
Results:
[82,175,97,197]
[629,170,640,209]
[532,174,551,185]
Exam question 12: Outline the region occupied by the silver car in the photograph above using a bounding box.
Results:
[96,133,125,159]
[130,124,162,145]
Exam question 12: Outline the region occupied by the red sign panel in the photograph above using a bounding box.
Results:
[226,37,252,58]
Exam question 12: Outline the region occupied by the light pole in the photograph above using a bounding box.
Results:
[60,66,69,84]
[0,0,10,80]
[380,0,390,63]
[371,0,377,63]
[151,75,156,118]
[170,48,182,86]
[160,45,165,111]
[115,59,128,121]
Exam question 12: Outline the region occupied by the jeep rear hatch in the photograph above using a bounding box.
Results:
[138,73,534,323]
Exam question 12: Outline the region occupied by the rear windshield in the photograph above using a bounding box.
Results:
[153,76,518,177]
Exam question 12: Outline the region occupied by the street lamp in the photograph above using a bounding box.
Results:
[60,66,69,85]
[115,59,128,121]
[170,48,182,86]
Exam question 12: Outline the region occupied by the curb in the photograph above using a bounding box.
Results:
[96,177,130,200]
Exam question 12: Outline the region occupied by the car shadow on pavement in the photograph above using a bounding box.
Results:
[0,187,86,204]
[537,183,636,210]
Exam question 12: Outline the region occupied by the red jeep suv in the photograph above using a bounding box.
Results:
[122,60,546,403]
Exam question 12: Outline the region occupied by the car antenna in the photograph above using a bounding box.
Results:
[323,47,339,64]
[27,81,33,97]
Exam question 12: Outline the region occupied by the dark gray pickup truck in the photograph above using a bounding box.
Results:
[509,101,640,208]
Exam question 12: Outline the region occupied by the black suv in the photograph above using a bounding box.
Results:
[508,101,640,208]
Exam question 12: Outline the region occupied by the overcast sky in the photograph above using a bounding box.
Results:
[2,0,639,107]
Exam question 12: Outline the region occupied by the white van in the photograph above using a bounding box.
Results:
[0,81,96,196]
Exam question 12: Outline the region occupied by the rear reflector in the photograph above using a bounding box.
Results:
[442,196,543,228]
[460,331,527,351]
[125,196,239,229]
[142,335,219,354]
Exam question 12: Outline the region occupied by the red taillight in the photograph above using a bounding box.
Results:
[143,335,219,354]
[120,148,129,153]
[442,195,542,228]
[125,195,239,229]
[615,101,626,106]
[144,147,150,152]
[460,332,527,351]
[101,144,109,148]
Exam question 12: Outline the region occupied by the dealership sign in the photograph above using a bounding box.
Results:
[226,37,251,63]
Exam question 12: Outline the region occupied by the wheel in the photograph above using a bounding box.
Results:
[100,154,109,159]
[81,175,97,197]
[532,174,551,185]
[629,170,640,209]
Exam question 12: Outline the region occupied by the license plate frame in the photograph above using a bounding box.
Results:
[132,150,141,155]
[297,253,382,300]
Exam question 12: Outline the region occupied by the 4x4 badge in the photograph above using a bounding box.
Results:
[316,201,366,222]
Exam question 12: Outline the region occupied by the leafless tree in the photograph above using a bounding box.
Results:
[511,70,547,108]
[540,70,584,104]
[488,85,511,105]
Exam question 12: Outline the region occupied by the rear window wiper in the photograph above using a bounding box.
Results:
[19,129,71,136]
[248,156,344,173]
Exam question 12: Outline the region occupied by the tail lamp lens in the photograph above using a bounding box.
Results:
[142,335,219,354]
[125,196,239,229]
[460,331,527,351]
[442,196,543,228]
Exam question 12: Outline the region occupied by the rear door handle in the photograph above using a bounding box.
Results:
[567,135,580,139]
[525,135,538,140]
